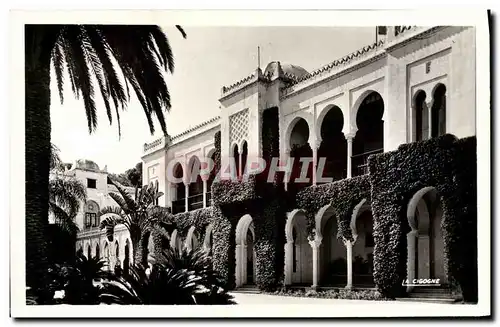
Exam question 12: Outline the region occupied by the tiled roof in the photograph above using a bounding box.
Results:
[221,72,259,95]
[171,116,221,141]
[285,40,385,89]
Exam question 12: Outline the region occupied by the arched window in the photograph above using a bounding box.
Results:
[85,200,99,230]
[172,163,185,214]
[232,144,240,179]
[431,84,446,138]
[95,243,100,259]
[414,91,428,141]
[241,141,248,177]
[87,244,91,259]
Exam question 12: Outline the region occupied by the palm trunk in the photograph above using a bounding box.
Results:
[131,232,146,268]
[25,26,52,290]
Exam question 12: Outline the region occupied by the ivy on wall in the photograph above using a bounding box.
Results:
[368,134,477,301]
[295,175,371,241]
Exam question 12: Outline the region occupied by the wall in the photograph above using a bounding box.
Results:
[386,26,476,151]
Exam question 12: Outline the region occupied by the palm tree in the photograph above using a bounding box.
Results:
[25,24,186,289]
[99,249,235,305]
[98,179,173,268]
[49,145,87,234]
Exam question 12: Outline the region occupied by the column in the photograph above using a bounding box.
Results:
[242,244,248,285]
[309,237,322,289]
[184,183,189,213]
[283,148,291,191]
[406,230,417,292]
[346,133,354,178]
[235,244,241,287]
[238,150,242,179]
[345,240,353,289]
[311,143,318,186]
[202,179,208,208]
[284,241,294,285]
[427,101,433,139]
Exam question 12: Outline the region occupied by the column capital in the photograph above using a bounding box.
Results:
[345,132,356,140]
[308,236,323,248]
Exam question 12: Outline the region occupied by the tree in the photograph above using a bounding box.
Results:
[25,24,186,289]
[98,179,173,268]
[126,162,143,188]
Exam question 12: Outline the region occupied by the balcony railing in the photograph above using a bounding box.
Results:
[172,199,185,215]
[188,193,204,211]
[351,148,383,176]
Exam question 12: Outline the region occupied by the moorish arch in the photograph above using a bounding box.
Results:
[103,242,110,270]
[287,117,313,189]
[95,242,100,259]
[203,224,214,253]
[124,239,131,275]
[284,209,313,285]
[185,226,200,251]
[187,155,204,211]
[316,105,347,182]
[170,229,183,252]
[235,214,256,287]
[413,90,429,142]
[349,199,375,287]
[406,186,447,292]
[352,91,385,176]
[314,204,345,286]
[171,162,185,214]
[430,83,447,138]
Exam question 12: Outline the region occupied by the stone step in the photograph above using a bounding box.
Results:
[408,293,453,299]
[396,297,458,304]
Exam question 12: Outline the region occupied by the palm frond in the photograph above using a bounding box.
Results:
[49,177,87,217]
[175,25,187,39]
[108,178,137,213]
[99,210,127,242]
[48,202,80,235]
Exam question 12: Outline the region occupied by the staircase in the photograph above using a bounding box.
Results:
[397,286,459,304]
[234,284,260,294]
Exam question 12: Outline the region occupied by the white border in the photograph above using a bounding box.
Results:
[9,9,491,318]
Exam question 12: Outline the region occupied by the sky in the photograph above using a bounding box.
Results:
[50,26,376,173]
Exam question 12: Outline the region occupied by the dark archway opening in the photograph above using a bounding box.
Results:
[317,106,347,183]
[352,92,384,176]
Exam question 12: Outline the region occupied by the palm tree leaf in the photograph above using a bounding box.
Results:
[51,41,65,104]
[108,179,137,212]
[175,25,187,39]
[49,176,87,218]
[98,209,127,241]
[48,202,80,235]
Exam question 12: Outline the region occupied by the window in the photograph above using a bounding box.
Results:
[85,213,97,228]
[87,178,97,189]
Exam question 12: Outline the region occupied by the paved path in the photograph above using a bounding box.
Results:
[230,292,383,304]
[229,292,457,305]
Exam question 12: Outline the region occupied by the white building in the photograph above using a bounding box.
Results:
[57,159,135,271]
[140,26,477,293]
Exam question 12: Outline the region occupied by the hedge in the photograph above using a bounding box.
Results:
[295,175,371,241]
[368,134,477,301]
[210,107,286,291]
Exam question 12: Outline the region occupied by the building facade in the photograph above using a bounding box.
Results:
[139,26,476,295]
[56,159,136,271]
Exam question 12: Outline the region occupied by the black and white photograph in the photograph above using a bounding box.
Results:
[8,8,491,318]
